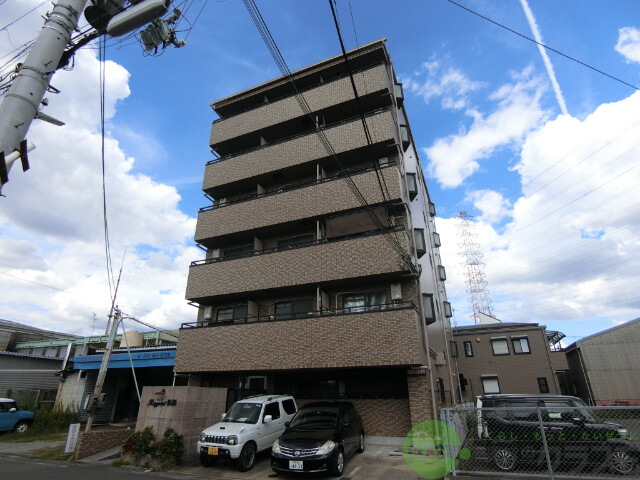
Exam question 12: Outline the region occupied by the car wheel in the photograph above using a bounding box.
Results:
[608,448,635,475]
[237,442,256,472]
[356,432,365,453]
[14,422,29,434]
[200,453,217,467]
[330,448,344,477]
[494,447,516,471]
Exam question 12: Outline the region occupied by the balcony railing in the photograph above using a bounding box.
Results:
[180,301,418,329]
[199,161,397,212]
[192,225,406,266]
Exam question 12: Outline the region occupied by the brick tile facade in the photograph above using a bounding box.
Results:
[75,428,131,460]
[195,166,402,241]
[210,64,390,146]
[175,307,425,373]
[186,231,410,300]
[203,110,396,190]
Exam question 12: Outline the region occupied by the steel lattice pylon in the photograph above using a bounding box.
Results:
[456,211,493,324]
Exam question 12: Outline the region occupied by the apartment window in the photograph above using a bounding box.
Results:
[223,244,253,260]
[433,232,441,248]
[216,305,248,324]
[463,341,473,357]
[450,341,458,358]
[538,377,549,393]
[343,292,387,313]
[429,202,436,217]
[414,229,426,258]
[443,301,453,318]
[512,337,531,354]
[422,294,435,325]
[438,265,447,281]
[482,375,501,394]
[491,338,510,355]
[277,234,314,250]
[275,299,314,320]
[406,173,418,201]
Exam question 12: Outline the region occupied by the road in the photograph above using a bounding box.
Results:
[0,455,185,479]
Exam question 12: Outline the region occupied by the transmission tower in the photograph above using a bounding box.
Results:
[456,211,493,324]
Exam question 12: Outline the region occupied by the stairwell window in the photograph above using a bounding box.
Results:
[414,229,426,258]
[512,337,531,354]
[438,265,447,281]
[450,341,458,358]
[406,173,418,201]
[463,341,473,357]
[538,377,549,393]
[422,294,435,325]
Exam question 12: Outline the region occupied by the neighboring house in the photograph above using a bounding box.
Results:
[452,322,563,403]
[174,39,455,442]
[564,317,640,406]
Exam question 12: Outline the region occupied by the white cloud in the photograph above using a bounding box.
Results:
[615,27,640,64]
[438,91,640,328]
[401,58,486,111]
[424,66,550,189]
[0,44,197,335]
[465,190,512,225]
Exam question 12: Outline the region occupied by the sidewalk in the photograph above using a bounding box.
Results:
[0,440,65,454]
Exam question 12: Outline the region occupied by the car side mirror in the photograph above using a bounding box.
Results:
[263,414,273,423]
[9,408,16,413]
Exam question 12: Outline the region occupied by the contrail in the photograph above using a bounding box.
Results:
[519,0,569,115]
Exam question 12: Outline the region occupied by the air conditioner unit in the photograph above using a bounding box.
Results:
[377,157,389,167]
[435,351,446,366]
[203,305,213,320]
[218,198,228,205]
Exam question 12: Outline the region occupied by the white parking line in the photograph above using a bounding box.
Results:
[349,466,361,475]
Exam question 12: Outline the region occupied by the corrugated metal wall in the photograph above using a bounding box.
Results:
[77,373,119,424]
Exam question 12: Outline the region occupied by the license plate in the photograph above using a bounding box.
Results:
[289,460,303,470]
[208,447,218,456]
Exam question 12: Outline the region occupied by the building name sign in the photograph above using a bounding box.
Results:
[148,398,178,408]
[407,368,427,377]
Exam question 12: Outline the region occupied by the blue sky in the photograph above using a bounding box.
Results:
[1,0,640,345]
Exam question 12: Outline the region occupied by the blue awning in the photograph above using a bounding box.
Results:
[74,349,175,370]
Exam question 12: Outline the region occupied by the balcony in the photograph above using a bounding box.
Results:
[195,164,403,243]
[186,228,411,302]
[209,63,391,149]
[203,109,397,192]
[174,303,424,372]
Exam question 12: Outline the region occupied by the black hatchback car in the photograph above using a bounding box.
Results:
[271,401,364,477]
[477,394,639,475]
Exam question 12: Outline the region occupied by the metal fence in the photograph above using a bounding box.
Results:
[440,406,640,479]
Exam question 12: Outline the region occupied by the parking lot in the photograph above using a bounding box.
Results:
[173,444,422,480]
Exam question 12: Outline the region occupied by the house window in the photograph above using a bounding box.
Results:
[406,173,418,201]
[433,232,441,248]
[450,341,458,358]
[538,377,549,393]
[512,337,531,354]
[414,229,426,258]
[443,301,453,317]
[343,292,387,313]
[429,202,436,217]
[277,234,314,250]
[491,338,510,355]
[482,376,501,394]
[275,299,314,320]
[422,294,435,325]
[438,265,447,281]
[223,244,253,259]
[216,305,248,324]
[463,341,473,357]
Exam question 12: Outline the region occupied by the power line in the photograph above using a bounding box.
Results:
[0,0,49,32]
[445,0,639,91]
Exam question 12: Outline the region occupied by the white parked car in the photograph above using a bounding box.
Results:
[197,394,297,471]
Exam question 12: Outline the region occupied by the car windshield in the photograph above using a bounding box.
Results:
[223,402,262,424]
[289,406,339,428]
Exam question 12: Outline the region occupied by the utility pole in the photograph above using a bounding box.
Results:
[85,306,120,431]
[0,0,88,193]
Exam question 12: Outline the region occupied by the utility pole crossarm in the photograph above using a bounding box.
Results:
[0,0,89,191]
